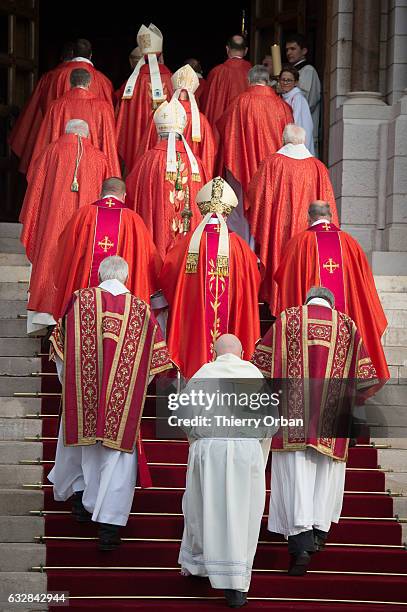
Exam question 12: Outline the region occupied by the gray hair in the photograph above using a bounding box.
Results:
[283,124,306,145]
[65,119,89,137]
[305,286,335,308]
[98,256,129,284]
[308,201,332,221]
[248,64,270,85]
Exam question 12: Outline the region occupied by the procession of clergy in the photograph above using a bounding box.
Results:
[10,24,389,609]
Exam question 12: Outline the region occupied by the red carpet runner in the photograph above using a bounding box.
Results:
[30,309,407,611]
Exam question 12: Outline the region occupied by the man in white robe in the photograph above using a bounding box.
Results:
[178,334,277,608]
[48,256,172,550]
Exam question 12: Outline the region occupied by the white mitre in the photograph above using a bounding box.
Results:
[186,177,238,276]
[153,99,200,182]
[122,23,164,104]
[171,64,201,142]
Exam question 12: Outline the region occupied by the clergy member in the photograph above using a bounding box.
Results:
[274,201,389,381]
[252,286,380,575]
[48,256,173,550]
[30,68,120,176]
[279,65,315,155]
[201,35,251,138]
[8,42,75,174]
[246,124,338,314]
[52,178,162,321]
[179,334,274,608]
[217,64,293,242]
[160,177,261,379]
[286,33,321,156]
[116,24,173,172]
[184,57,207,106]
[21,119,109,333]
[126,98,208,259]
[136,64,216,176]
[115,46,143,105]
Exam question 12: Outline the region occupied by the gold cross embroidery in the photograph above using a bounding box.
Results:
[105,198,115,208]
[213,224,221,233]
[323,258,339,274]
[98,236,114,253]
[322,222,331,231]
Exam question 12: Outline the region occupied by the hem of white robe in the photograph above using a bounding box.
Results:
[27,310,56,335]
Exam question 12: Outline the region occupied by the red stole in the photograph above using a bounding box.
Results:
[89,197,125,286]
[204,224,230,360]
[308,222,346,312]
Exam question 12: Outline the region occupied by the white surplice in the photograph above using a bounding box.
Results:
[282,87,315,156]
[47,279,137,526]
[295,62,321,157]
[178,354,273,592]
[267,297,346,538]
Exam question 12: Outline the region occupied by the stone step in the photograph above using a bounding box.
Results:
[393,496,407,518]
[380,292,407,309]
[0,377,41,396]
[384,346,407,367]
[0,319,30,338]
[378,448,407,471]
[0,267,30,283]
[0,572,47,609]
[385,310,407,328]
[0,441,43,464]
[374,276,407,292]
[0,543,45,571]
[0,253,28,266]
[0,418,42,440]
[367,384,407,406]
[0,338,40,357]
[0,223,21,239]
[0,283,28,301]
[373,438,407,449]
[0,357,41,376]
[0,516,44,543]
[0,465,42,487]
[0,301,28,318]
[386,471,407,495]
[0,397,41,418]
[383,328,407,347]
[0,237,25,253]
[0,489,43,515]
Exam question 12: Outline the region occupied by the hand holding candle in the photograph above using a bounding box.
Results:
[271,44,282,77]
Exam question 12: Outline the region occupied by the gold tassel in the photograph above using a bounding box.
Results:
[216,255,229,277]
[185,252,199,274]
[70,177,79,192]
[192,136,201,143]
[192,173,201,182]
[165,171,177,181]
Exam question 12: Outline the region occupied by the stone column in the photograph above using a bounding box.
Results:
[350,0,381,93]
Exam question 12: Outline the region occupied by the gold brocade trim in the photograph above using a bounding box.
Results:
[185,252,199,274]
[216,255,229,277]
[358,357,372,366]
[192,137,201,143]
[103,333,120,342]
[272,444,348,462]
[192,173,201,182]
[165,171,177,181]
[307,339,331,348]
[308,318,334,326]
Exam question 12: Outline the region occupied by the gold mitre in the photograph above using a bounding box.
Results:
[153,99,187,135]
[171,64,199,94]
[196,177,238,216]
[137,23,163,55]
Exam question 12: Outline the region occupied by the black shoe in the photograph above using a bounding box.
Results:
[71,491,92,523]
[288,550,311,576]
[98,522,121,551]
[224,590,247,608]
[313,528,328,552]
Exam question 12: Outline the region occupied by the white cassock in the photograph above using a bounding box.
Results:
[178,354,275,592]
[268,297,346,538]
[282,87,315,156]
[296,62,321,157]
[47,279,137,527]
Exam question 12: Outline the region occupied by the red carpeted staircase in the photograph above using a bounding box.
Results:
[23,312,407,611]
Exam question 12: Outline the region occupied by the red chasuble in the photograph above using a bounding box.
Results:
[116,63,173,172]
[274,223,390,381]
[29,88,120,176]
[21,134,109,317]
[52,197,162,321]
[252,305,380,461]
[50,287,172,454]
[195,78,207,107]
[135,99,216,177]
[216,85,293,195]
[160,224,261,379]
[201,58,251,137]
[247,153,338,313]
[126,140,208,259]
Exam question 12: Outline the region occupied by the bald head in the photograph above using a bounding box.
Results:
[308,201,332,224]
[226,34,248,59]
[129,47,142,69]
[214,334,243,358]
[283,124,306,145]
[101,177,126,200]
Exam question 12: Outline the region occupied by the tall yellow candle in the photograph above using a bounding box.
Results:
[271,44,282,77]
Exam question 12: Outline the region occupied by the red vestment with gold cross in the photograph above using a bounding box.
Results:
[252,305,380,461]
[160,224,261,379]
[52,197,162,321]
[274,223,389,381]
